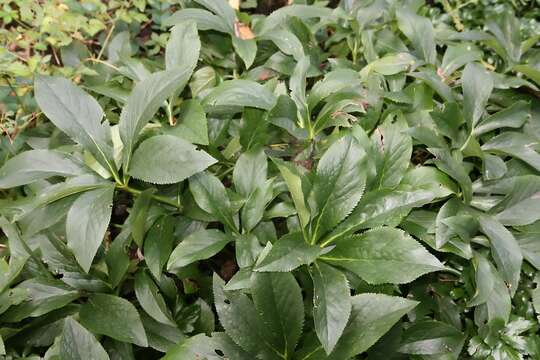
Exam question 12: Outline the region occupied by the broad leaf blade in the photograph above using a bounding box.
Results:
[166,21,200,73]
[310,262,351,355]
[462,62,493,128]
[251,272,304,357]
[202,80,277,113]
[119,69,192,170]
[254,233,323,272]
[478,216,522,296]
[34,75,114,173]
[129,135,216,184]
[308,135,366,242]
[66,185,114,273]
[60,317,110,360]
[0,150,87,188]
[79,293,148,347]
[135,271,176,327]
[189,172,237,231]
[167,229,230,270]
[322,227,445,284]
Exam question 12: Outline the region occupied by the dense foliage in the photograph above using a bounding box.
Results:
[1,0,540,359]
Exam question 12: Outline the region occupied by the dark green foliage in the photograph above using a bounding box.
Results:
[1,0,539,359]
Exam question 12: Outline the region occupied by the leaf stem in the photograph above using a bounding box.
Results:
[96,22,116,61]
[115,184,182,210]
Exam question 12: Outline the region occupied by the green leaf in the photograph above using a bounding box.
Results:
[251,272,304,357]
[513,64,540,87]
[483,153,508,181]
[211,332,253,360]
[478,216,522,296]
[482,132,540,172]
[325,184,445,245]
[470,253,511,322]
[474,100,530,135]
[166,21,200,73]
[322,227,444,284]
[486,12,521,63]
[142,312,184,352]
[0,150,86,188]
[166,100,208,145]
[162,334,217,360]
[79,293,147,347]
[396,8,436,64]
[462,62,493,128]
[310,261,351,354]
[144,216,175,279]
[241,179,273,233]
[119,69,192,169]
[410,70,456,103]
[258,4,332,35]
[129,135,216,184]
[167,229,230,270]
[232,37,257,69]
[398,320,464,355]
[34,75,115,174]
[326,294,418,359]
[66,185,114,272]
[373,119,412,189]
[164,9,230,33]
[135,271,176,326]
[272,157,310,228]
[0,279,80,322]
[233,148,267,198]
[0,287,27,316]
[189,172,237,231]
[213,274,277,358]
[126,188,155,247]
[441,43,482,76]
[307,69,362,109]
[255,233,324,272]
[308,135,366,242]
[60,317,110,360]
[202,80,277,113]
[428,148,472,203]
[194,0,236,30]
[360,52,416,77]
[290,56,310,126]
[260,30,304,62]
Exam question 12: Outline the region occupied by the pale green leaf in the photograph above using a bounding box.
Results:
[202,80,277,113]
[166,21,200,73]
[396,9,436,64]
[166,100,208,145]
[0,150,86,188]
[34,75,115,173]
[129,135,216,184]
[462,62,493,128]
[66,185,114,272]
[119,69,192,169]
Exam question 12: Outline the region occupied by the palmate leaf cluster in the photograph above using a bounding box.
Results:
[0,0,540,359]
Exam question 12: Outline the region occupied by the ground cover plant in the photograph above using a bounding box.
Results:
[1,0,540,359]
